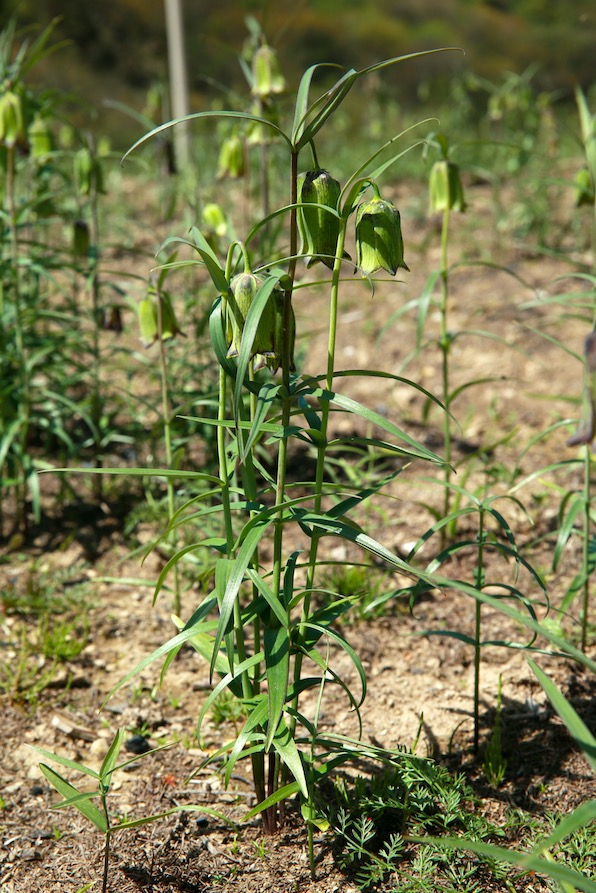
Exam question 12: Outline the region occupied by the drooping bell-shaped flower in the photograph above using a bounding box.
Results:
[0,89,25,149]
[137,286,182,347]
[355,187,409,277]
[251,44,286,100]
[429,159,466,214]
[217,133,245,179]
[227,271,276,360]
[297,169,343,269]
[254,287,295,373]
[28,113,52,159]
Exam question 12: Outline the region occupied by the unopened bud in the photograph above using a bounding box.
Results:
[262,288,295,373]
[75,147,105,196]
[0,90,25,149]
[252,44,285,100]
[227,272,275,360]
[137,288,182,347]
[298,170,344,269]
[73,219,90,257]
[217,134,245,179]
[102,305,123,333]
[28,113,52,159]
[202,203,228,252]
[356,193,409,277]
[574,168,595,208]
[429,160,466,214]
[138,297,158,347]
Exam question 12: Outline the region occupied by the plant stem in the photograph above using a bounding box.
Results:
[88,160,103,502]
[581,445,591,653]
[439,205,452,544]
[473,505,486,754]
[6,144,30,533]
[156,292,180,615]
[101,795,111,893]
[291,211,347,726]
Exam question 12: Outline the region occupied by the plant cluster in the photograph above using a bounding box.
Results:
[1,15,593,893]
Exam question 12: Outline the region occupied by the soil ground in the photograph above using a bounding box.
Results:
[1,172,595,893]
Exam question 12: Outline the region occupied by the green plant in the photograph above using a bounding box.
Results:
[405,486,546,752]
[482,675,507,787]
[326,755,510,891]
[114,44,457,851]
[33,730,225,893]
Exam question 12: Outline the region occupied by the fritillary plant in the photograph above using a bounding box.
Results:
[116,48,456,852]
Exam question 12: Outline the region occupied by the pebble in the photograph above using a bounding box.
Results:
[125,734,151,754]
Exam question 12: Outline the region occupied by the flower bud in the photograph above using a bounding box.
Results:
[429,160,466,214]
[202,202,228,252]
[0,90,25,149]
[227,272,275,360]
[574,168,595,208]
[217,133,245,179]
[251,44,285,100]
[75,147,105,196]
[297,170,344,269]
[568,332,596,448]
[137,289,182,347]
[73,219,90,258]
[262,288,295,373]
[28,113,52,159]
[355,194,409,277]
[138,297,158,347]
[160,293,182,342]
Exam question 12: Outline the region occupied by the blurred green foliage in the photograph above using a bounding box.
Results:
[1,0,594,148]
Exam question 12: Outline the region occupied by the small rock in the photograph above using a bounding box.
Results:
[21,848,41,862]
[125,734,151,755]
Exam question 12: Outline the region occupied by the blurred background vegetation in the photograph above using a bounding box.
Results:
[2,0,594,148]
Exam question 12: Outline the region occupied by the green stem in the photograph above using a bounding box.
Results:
[581,445,591,653]
[157,293,180,615]
[473,506,486,754]
[6,144,30,533]
[291,211,347,725]
[101,795,111,893]
[271,151,299,603]
[439,205,452,544]
[88,160,103,502]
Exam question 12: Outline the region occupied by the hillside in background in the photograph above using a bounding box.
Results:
[1,0,595,145]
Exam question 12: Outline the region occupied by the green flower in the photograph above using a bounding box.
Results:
[429,159,466,214]
[251,44,286,100]
[355,191,409,277]
[227,272,276,360]
[297,170,343,269]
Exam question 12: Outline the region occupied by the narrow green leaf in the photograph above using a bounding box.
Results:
[243,782,300,821]
[528,659,596,773]
[271,716,308,798]
[211,517,274,679]
[99,730,125,791]
[264,623,290,750]
[38,765,107,833]
[31,746,99,779]
[122,110,290,165]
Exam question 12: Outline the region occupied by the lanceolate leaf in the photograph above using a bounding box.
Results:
[270,716,308,798]
[302,385,445,465]
[38,765,107,833]
[211,517,274,679]
[529,659,596,774]
[264,623,290,749]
